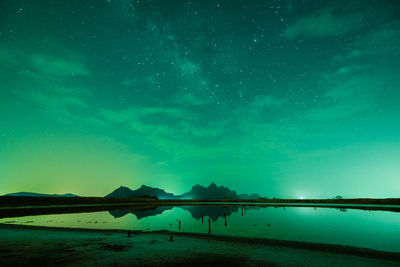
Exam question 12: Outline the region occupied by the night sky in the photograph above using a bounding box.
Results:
[1,0,400,198]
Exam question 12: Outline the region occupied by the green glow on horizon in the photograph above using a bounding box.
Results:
[0,0,400,198]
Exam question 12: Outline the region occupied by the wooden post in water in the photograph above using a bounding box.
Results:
[224,213,227,227]
[208,219,211,235]
[179,220,181,230]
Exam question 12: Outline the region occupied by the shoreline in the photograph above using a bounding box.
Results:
[1,202,399,219]
[2,201,400,210]
[1,223,400,265]
[2,196,400,207]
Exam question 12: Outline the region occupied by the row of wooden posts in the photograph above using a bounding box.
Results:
[128,206,256,239]
[175,205,258,234]
[177,212,230,235]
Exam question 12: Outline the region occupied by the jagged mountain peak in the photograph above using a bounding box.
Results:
[208,182,217,188]
[106,184,175,199]
[106,183,261,200]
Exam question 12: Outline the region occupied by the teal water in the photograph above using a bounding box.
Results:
[1,205,399,253]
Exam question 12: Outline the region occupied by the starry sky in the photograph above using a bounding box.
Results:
[1,0,400,198]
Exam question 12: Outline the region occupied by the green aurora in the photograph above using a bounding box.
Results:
[0,0,399,198]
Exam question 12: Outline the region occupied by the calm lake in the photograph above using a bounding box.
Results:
[1,204,400,253]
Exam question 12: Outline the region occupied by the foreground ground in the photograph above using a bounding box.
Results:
[0,224,399,266]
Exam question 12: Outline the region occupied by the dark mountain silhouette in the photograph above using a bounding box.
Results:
[105,183,262,200]
[179,183,242,200]
[105,185,176,199]
[3,192,79,197]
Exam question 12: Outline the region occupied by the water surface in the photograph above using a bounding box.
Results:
[1,205,399,253]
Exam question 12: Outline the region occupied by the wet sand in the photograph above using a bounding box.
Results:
[0,224,399,266]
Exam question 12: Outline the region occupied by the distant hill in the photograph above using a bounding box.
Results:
[4,192,79,197]
[105,185,176,199]
[239,193,261,200]
[105,183,261,200]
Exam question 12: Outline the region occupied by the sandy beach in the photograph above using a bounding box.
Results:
[0,224,399,266]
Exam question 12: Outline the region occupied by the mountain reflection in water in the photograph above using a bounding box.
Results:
[108,205,259,221]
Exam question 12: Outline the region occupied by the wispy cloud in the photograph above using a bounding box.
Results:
[100,105,224,140]
[344,21,400,60]
[0,42,92,123]
[172,91,209,106]
[250,95,287,109]
[14,83,91,125]
[0,44,91,79]
[30,53,91,77]
[285,8,364,39]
